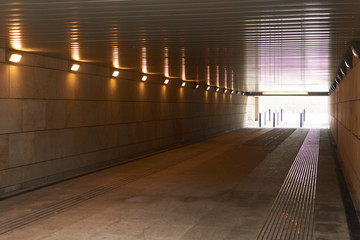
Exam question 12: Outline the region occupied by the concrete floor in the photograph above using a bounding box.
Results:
[0,128,350,239]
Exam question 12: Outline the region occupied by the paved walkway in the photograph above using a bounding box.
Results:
[0,129,350,239]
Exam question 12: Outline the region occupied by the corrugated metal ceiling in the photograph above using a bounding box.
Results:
[1,0,359,91]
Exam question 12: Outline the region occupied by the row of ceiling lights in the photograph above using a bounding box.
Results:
[8,52,245,96]
[330,41,360,94]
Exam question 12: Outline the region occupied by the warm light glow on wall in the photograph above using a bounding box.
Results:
[71,63,80,71]
[216,65,219,86]
[231,69,234,89]
[207,65,210,85]
[142,47,147,73]
[164,46,169,77]
[69,23,80,61]
[9,53,22,63]
[112,45,120,68]
[9,24,22,50]
[224,67,227,88]
[181,47,186,80]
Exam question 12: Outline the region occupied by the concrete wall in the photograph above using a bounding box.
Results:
[0,48,250,195]
[330,55,360,213]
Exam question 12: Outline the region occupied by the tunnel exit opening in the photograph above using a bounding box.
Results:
[249,96,329,128]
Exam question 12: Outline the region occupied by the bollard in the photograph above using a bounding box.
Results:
[300,113,303,128]
[259,113,262,127]
[277,112,279,125]
[264,112,267,125]
[303,109,305,122]
[273,113,275,127]
[281,109,283,121]
[269,109,271,121]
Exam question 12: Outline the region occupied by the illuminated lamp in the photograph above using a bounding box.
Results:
[9,53,22,63]
[112,70,120,77]
[71,63,80,71]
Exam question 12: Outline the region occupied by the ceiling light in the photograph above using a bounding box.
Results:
[241,91,246,96]
[9,53,22,63]
[71,63,80,71]
[181,82,186,87]
[215,87,219,92]
[352,42,360,58]
[262,91,309,95]
[230,90,234,95]
[164,79,169,85]
[195,83,200,89]
[223,89,228,94]
[340,68,345,75]
[112,70,119,77]
[236,90,240,95]
[141,75,147,81]
[206,85,211,91]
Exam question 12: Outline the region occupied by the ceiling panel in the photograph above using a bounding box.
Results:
[0,0,360,91]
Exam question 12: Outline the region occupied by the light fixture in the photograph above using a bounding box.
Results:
[164,79,169,85]
[352,42,360,58]
[215,87,219,92]
[206,85,211,91]
[236,90,240,95]
[230,90,234,95]
[71,63,80,71]
[340,67,345,75]
[223,89,228,94]
[195,83,200,89]
[262,91,309,95]
[9,53,22,63]
[112,70,119,77]
[345,56,352,69]
[181,81,186,87]
[241,91,246,96]
[141,75,147,81]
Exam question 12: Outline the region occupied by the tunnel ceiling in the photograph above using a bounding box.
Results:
[1,0,360,92]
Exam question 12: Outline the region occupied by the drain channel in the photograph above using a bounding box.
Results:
[257,129,320,240]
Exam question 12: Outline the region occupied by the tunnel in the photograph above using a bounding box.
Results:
[0,0,359,239]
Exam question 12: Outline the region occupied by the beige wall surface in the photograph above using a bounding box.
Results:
[0,49,250,195]
[330,56,360,212]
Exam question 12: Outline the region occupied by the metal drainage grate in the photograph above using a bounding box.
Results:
[257,129,320,240]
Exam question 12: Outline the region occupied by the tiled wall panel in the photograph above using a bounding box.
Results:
[0,50,251,195]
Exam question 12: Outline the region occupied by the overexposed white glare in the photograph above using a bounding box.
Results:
[249,96,329,128]
[141,75,147,81]
[164,79,169,85]
[112,70,119,77]
[71,63,80,71]
[181,82,186,87]
[9,53,22,63]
